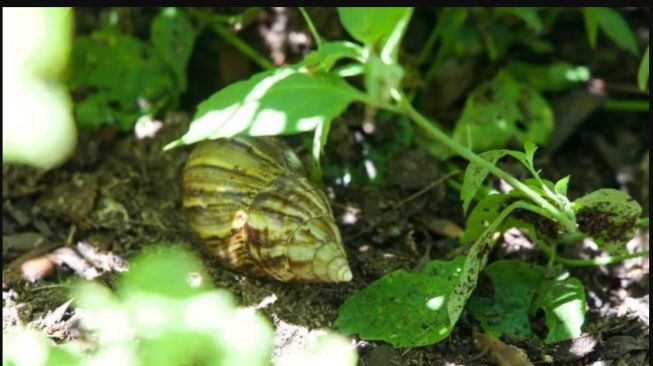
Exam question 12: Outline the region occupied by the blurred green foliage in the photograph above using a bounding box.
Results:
[3,7,78,170]
[67,8,194,130]
[2,246,356,366]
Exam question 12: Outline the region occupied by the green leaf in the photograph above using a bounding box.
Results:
[335,257,466,347]
[638,46,649,91]
[301,41,366,71]
[468,260,546,339]
[461,193,540,244]
[496,7,543,33]
[165,67,365,149]
[119,245,210,299]
[365,53,404,104]
[67,30,176,130]
[336,7,411,50]
[532,276,586,344]
[151,7,195,91]
[447,202,528,330]
[573,188,642,255]
[461,194,507,243]
[582,8,598,48]
[594,7,639,56]
[505,61,591,92]
[554,176,570,196]
[469,261,586,344]
[452,71,554,155]
[309,119,330,182]
[460,149,524,215]
[523,141,538,165]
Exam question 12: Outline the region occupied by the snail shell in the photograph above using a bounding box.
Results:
[182,136,352,283]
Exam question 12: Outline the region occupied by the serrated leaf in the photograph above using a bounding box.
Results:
[151,8,195,91]
[638,46,649,91]
[532,277,586,344]
[573,188,642,254]
[165,67,365,149]
[335,257,466,347]
[452,71,554,155]
[594,7,639,56]
[336,8,410,49]
[468,260,546,340]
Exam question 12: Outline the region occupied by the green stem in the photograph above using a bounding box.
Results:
[416,15,441,65]
[394,92,577,233]
[189,8,274,70]
[602,99,649,112]
[555,250,649,267]
[212,23,275,70]
[299,7,322,49]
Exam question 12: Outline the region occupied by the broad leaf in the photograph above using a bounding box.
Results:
[468,260,545,339]
[469,261,587,344]
[67,30,177,130]
[532,276,586,344]
[505,62,590,92]
[335,257,466,347]
[165,67,365,149]
[337,8,410,50]
[572,189,641,255]
[452,71,554,155]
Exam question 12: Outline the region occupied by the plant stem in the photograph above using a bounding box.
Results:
[602,99,649,112]
[416,14,441,65]
[394,92,577,233]
[554,250,649,267]
[212,23,275,70]
[189,8,274,70]
[299,7,322,49]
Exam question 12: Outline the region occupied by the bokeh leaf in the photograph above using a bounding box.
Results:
[452,71,553,155]
[593,7,639,56]
[151,7,195,91]
[638,46,649,91]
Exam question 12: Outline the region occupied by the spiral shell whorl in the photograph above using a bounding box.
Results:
[182,136,352,283]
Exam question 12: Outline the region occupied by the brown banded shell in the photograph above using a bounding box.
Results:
[182,136,352,283]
